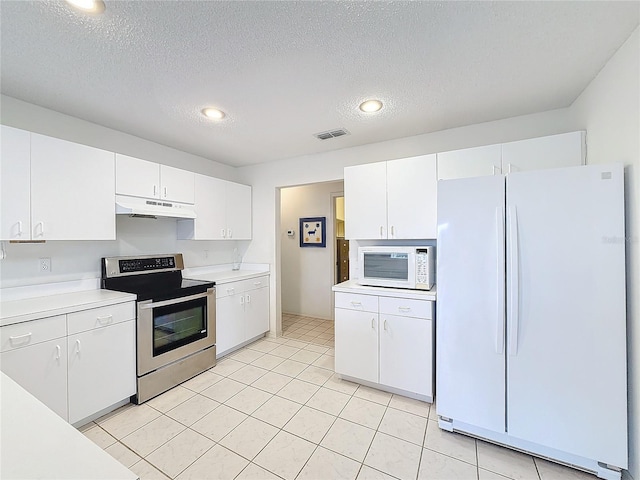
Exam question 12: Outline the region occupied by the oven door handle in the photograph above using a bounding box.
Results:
[139,291,211,309]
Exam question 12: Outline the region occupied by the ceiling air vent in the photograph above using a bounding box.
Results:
[314,128,350,141]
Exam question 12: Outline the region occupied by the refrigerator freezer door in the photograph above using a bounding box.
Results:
[436,175,506,434]
[506,164,627,468]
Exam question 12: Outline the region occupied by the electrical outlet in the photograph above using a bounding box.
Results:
[39,257,51,272]
[203,250,209,259]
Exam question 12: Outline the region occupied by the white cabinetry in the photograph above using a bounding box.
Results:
[67,303,136,424]
[0,125,31,240]
[334,291,434,401]
[437,132,586,180]
[30,133,116,240]
[177,174,252,240]
[0,315,68,420]
[216,276,269,357]
[0,301,136,425]
[0,128,116,241]
[345,154,437,240]
[116,153,195,204]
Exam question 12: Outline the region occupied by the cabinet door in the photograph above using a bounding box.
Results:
[160,164,195,204]
[115,153,160,199]
[501,131,585,174]
[344,162,387,239]
[335,308,378,383]
[67,321,136,424]
[215,292,246,357]
[245,286,269,340]
[387,154,437,239]
[437,145,502,180]
[31,134,115,240]
[226,181,252,240]
[1,339,68,421]
[379,314,432,396]
[178,174,226,240]
[0,126,31,240]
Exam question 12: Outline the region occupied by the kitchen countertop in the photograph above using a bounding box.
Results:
[183,264,270,285]
[0,289,137,327]
[332,280,436,301]
[0,372,138,480]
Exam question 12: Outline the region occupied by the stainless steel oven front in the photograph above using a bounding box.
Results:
[136,287,216,403]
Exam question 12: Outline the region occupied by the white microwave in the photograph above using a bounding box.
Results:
[358,246,435,290]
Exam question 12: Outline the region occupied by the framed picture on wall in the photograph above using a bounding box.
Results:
[299,217,326,248]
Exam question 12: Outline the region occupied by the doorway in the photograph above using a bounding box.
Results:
[334,195,349,284]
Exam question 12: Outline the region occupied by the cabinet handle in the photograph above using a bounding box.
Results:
[383,320,388,331]
[153,185,157,196]
[55,345,61,360]
[17,221,23,236]
[227,287,235,294]
[507,163,513,174]
[380,226,384,238]
[240,295,245,305]
[221,228,226,238]
[398,306,411,312]
[75,339,81,353]
[97,314,113,325]
[371,318,375,329]
[350,301,362,308]
[164,186,168,198]
[35,221,45,237]
[228,228,233,238]
[9,332,32,345]
[246,294,251,303]
[391,226,395,238]
[253,281,262,286]
[492,165,500,175]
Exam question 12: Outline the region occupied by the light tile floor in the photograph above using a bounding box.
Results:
[282,314,334,347]
[81,336,597,480]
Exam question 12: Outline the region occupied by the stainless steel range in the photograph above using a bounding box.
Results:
[101,253,215,404]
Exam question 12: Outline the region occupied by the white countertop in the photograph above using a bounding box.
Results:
[332,280,436,301]
[0,289,137,327]
[183,264,270,285]
[0,372,138,480]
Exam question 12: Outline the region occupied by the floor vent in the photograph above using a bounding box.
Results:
[314,128,350,140]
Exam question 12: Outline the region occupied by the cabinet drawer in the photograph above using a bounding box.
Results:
[379,297,433,319]
[0,315,66,352]
[67,301,135,335]
[335,292,378,313]
[243,276,269,292]
[217,282,242,299]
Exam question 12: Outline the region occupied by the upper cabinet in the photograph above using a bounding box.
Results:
[437,131,586,180]
[345,154,437,240]
[177,174,252,240]
[0,127,115,241]
[31,134,116,240]
[115,154,195,204]
[501,131,586,174]
[1,126,31,240]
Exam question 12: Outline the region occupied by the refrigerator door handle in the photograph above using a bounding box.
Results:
[508,205,519,356]
[495,207,505,354]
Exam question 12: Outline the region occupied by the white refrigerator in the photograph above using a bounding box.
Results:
[436,163,627,480]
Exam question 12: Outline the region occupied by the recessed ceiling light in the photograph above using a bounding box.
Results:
[359,99,383,113]
[65,0,106,14]
[201,108,226,120]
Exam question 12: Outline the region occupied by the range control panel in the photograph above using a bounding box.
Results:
[119,256,176,273]
[102,254,184,278]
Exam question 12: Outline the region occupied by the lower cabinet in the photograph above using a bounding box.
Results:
[0,301,136,425]
[334,291,434,400]
[216,275,269,357]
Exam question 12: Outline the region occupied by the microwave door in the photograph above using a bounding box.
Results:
[363,253,411,287]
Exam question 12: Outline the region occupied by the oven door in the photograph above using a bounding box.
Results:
[137,288,215,376]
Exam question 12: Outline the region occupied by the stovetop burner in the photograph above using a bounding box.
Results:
[101,254,214,301]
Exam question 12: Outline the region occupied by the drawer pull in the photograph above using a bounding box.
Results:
[227,288,235,294]
[371,318,375,329]
[55,345,61,360]
[398,307,411,312]
[9,332,32,345]
[254,281,262,286]
[350,301,362,307]
[97,315,113,325]
[384,320,388,331]
[75,339,81,353]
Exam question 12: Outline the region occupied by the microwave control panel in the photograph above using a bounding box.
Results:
[415,248,434,289]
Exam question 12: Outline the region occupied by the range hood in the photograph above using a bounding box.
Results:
[115,195,196,219]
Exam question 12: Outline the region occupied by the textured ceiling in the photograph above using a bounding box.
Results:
[1,1,638,167]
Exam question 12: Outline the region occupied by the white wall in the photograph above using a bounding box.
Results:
[280,181,343,319]
[569,27,639,479]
